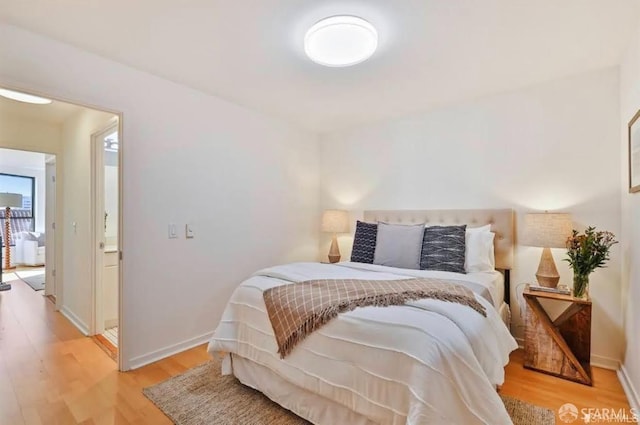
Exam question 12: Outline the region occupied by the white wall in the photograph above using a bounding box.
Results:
[0,148,46,232]
[320,68,622,367]
[0,111,62,155]
[619,25,640,409]
[60,108,115,332]
[0,24,319,369]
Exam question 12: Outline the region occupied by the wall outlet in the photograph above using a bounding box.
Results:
[168,223,178,239]
[186,223,194,239]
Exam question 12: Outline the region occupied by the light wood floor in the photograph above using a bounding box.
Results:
[0,276,632,424]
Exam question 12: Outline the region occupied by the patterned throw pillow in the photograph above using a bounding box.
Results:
[350,221,377,263]
[420,225,467,273]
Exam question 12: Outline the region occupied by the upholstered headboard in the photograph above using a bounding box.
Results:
[362,209,515,271]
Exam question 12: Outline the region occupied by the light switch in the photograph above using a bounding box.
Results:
[168,223,178,239]
[186,223,194,239]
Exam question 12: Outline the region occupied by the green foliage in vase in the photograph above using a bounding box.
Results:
[565,227,617,276]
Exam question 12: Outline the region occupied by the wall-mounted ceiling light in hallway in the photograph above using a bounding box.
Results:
[0,88,52,105]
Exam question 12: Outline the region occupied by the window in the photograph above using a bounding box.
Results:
[0,173,35,246]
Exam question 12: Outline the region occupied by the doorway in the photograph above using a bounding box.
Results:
[91,120,120,360]
[0,150,53,297]
[0,85,123,369]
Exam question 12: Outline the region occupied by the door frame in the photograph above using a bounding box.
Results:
[90,118,121,359]
[44,156,57,300]
[0,148,61,306]
[0,82,125,370]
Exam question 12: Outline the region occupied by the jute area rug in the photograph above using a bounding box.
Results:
[143,358,555,425]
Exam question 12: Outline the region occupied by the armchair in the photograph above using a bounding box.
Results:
[15,231,45,266]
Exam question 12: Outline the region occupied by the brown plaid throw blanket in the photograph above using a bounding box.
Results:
[263,278,487,358]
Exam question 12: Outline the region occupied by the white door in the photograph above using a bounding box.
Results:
[44,158,56,299]
[92,122,119,336]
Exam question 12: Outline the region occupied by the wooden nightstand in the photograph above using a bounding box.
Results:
[523,285,592,386]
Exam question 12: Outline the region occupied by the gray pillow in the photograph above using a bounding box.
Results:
[373,222,425,269]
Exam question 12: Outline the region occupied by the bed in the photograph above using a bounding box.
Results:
[208,209,518,425]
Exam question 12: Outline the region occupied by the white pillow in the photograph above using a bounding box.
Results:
[465,225,495,272]
[467,224,492,233]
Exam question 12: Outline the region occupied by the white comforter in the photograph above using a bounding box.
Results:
[208,262,518,425]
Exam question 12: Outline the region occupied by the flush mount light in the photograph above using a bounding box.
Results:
[304,16,378,67]
[0,88,52,104]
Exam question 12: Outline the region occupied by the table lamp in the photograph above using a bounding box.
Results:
[522,212,573,288]
[0,192,23,290]
[321,210,350,263]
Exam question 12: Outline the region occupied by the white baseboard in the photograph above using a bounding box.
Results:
[618,364,640,412]
[514,337,619,370]
[127,331,213,371]
[591,354,620,371]
[60,306,89,336]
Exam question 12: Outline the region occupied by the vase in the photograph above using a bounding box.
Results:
[573,273,590,299]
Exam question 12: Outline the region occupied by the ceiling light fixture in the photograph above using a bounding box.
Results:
[304,16,378,67]
[0,88,52,105]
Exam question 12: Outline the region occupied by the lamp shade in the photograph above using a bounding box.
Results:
[522,213,572,248]
[321,209,350,233]
[0,193,23,208]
